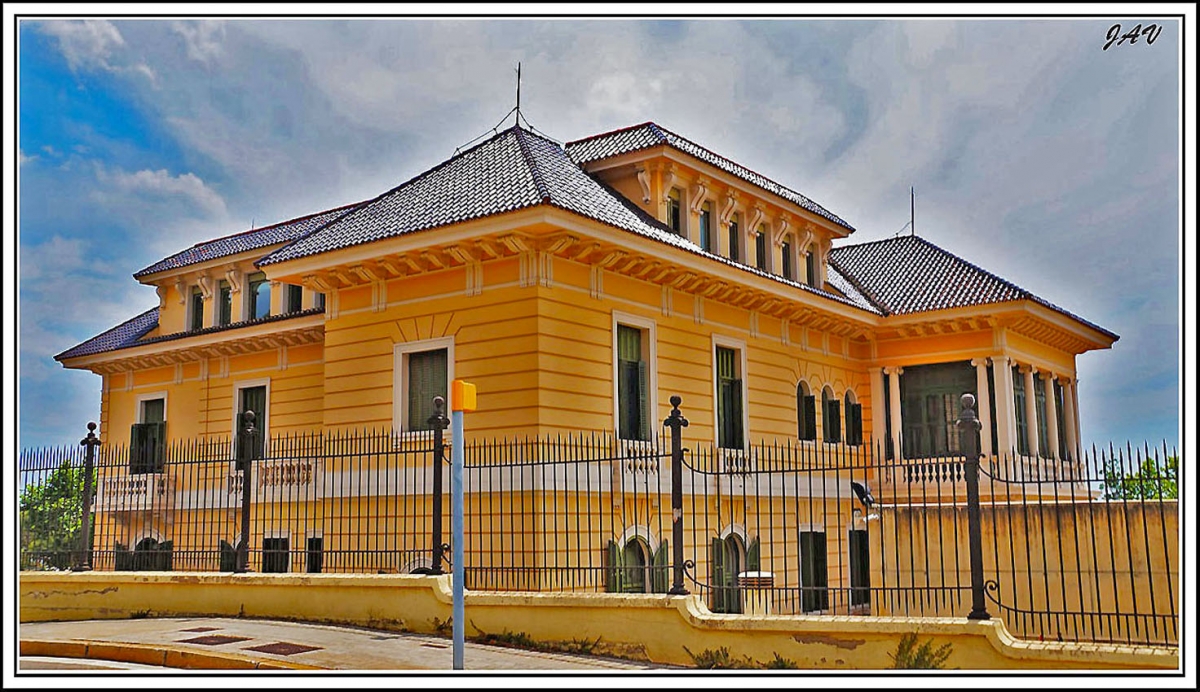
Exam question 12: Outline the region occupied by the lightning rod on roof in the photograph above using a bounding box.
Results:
[911,186,915,237]
[515,62,521,120]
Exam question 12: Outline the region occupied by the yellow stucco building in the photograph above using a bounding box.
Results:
[51,122,1142,637]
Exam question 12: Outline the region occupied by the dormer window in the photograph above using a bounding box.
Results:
[248,272,270,320]
[286,284,303,313]
[217,280,232,326]
[699,201,714,253]
[781,237,795,281]
[728,213,741,263]
[668,188,682,235]
[189,286,204,332]
[755,225,768,271]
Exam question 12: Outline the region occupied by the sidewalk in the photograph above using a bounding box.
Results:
[19,617,676,671]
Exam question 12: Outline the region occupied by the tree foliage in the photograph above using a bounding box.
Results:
[19,460,91,570]
[1101,455,1178,500]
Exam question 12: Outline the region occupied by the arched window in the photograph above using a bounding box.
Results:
[844,390,863,446]
[621,538,650,593]
[822,387,841,443]
[797,381,816,441]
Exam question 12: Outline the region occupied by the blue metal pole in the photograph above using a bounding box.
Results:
[452,408,465,670]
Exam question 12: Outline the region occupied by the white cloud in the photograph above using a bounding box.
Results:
[18,148,36,166]
[95,166,228,217]
[172,20,225,64]
[37,19,155,81]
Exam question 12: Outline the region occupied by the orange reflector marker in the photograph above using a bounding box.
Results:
[451,380,476,412]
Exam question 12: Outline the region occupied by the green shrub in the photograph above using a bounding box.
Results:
[889,633,953,669]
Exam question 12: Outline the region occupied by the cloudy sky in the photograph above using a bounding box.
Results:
[14,15,1183,450]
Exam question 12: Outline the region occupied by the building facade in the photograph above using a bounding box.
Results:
[52,122,1122,605]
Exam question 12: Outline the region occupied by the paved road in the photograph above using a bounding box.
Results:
[20,617,676,671]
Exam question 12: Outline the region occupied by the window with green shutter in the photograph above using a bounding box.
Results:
[262,537,289,573]
[617,325,649,441]
[407,348,448,431]
[668,188,682,234]
[1034,373,1049,457]
[797,382,817,441]
[805,251,817,288]
[728,215,741,263]
[848,529,870,607]
[1054,380,1068,460]
[130,398,166,474]
[1013,367,1029,456]
[799,530,829,613]
[237,385,267,461]
[218,280,232,326]
[716,346,743,449]
[286,284,303,313]
[699,201,713,252]
[822,388,841,443]
[190,287,205,331]
[755,226,768,271]
[900,361,975,458]
[781,238,794,280]
[844,392,863,446]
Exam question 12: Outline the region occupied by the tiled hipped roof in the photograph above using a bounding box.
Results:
[828,235,1118,339]
[259,126,697,266]
[133,203,362,278]
[54,307,325,361]
[54,308,160,360]
[564,122,855,233]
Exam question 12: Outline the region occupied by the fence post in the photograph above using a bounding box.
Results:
[957,393,991,620]
[73,422,101,572]
[663,395,689,595]
[235,410,256,574]
[424,396,450,575]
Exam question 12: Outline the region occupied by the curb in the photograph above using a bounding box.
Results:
[20,639,327,671]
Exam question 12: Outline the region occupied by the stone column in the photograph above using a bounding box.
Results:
[1021,365,1039,457]
[1069,378,1083,462]
[885,366,903,460]
[971,358,993,457]
[1043,371,1060,460]
[1061,376,1078,462]
[990,356,1016,458]
[868,366,886,455]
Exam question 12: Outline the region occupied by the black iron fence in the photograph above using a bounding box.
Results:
[18,397,1178,647]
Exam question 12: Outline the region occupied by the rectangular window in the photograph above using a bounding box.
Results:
[1054,380,1068,460]
[901,362,975,458]
[407,348,449,431]
[781,239,794,281]
[849,529,870,607]
[130,397,166,474]
[237,385,267,461]
[668,188,682,235]
[262,537,289,573]
[190,287,204,331]
[845,400,863,446]
[1034,374,1049,457]
[616,325,649,441]
[218,280,232,326]
[716,346,744,450]
[699,201,713,252]
[822,391,841,443]
[306,536,324,574]
[805,252,817,288]
[247,271,270,320]
[728,215,740,263]
[755,227,768,271]
[799,530,829,613]
[798,388,817,441]
[1013,367,1029,456]
[285,284,303,313]
[315,292,326,311]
